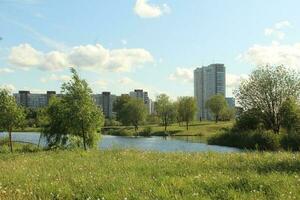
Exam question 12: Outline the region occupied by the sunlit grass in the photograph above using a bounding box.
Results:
[0,149,300,199]
[104,121,234,140]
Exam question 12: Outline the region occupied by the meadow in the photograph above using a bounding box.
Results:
[104,121,233,140]
[0,149,300,200]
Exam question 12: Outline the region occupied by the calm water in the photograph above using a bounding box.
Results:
[0,132,240,153]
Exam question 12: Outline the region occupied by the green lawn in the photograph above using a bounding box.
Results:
[0,150,300,199]
[104,121,233,140]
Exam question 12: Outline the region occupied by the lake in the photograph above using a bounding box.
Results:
[0,132,240,153]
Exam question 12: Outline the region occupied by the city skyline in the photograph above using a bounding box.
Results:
[1,0,300,99]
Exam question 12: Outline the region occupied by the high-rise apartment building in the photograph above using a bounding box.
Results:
[92,92,117,118]
[14,91,53,108]
[129,89,153,114]
[194,64,226,120]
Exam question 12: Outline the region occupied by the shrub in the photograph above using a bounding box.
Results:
[140,126,153,137]
[281,133,300,151]
[208,129,281,151]
[107,128,133,136]
[235,109,263,131]
[104,119,121,126]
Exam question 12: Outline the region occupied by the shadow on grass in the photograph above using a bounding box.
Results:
[255,160,300,174]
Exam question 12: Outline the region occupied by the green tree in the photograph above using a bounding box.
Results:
[177,97,197,130]
[121,98,147,134]
[206,94,227,123]
[0,89,25,152]
[41,96,69,148]
[235,65,300,133]
[220,107,236,121]
[155,94,177,132]
[113,95,131,123]
[280,98,300,133]
[61,68,104,150]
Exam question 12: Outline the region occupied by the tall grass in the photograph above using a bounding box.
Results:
[0,150,300,199]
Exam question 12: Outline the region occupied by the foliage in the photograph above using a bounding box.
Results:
[60,68,104,150]
[281,133,300,151]
[140,126,153,137]
[40,96,69,148]
[115,97,147,133]
[104,118,121,126]
[206,94,227,123]
[235,108,263,131]
[220,107,235,121]
[41,68,104,150]
[24,108,43,128]
[113,95,131,122]
[208,129,281,151]
[235,65,300,133]
[1,150,300,199]
[155,94,177,131]
[279,98,300,133]
[0,89,25,152]
[177,96,197,130]
[146,114,160,125]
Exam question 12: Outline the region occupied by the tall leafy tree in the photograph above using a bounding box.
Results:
[206,94,227,123]
[113,95,131,123]
[177,97,197,130]
[61,68,104,150]
[41,96,69,148]
[121,98,147,133]
[155,94,177,132]
[235,65,300,133]
[0,89,25,152]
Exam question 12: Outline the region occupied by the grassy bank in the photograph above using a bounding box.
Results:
[104,121,233,140]
[0,149,300,199]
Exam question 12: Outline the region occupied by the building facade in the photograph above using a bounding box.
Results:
[92,92,117,118]
[194,64,226,120]
[14,91,55,108]
[129,89,153,114]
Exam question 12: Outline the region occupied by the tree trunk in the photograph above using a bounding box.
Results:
[215,116,218,123]
[9,128,13,153]
[38,133,42,148]
[81,122,87,151]
[186,121,189,130]
[134,124,139,137]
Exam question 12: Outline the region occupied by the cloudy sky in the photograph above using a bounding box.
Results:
[1,0,300,99]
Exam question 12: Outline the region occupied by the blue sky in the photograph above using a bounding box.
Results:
[1,0,300,99]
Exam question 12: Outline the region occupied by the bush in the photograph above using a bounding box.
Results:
[281,133,300,151]
[140,126,153,137]
[104,119,121,126]
[235,109,263,131]
[208,129,281,151]
[107,128,133,136]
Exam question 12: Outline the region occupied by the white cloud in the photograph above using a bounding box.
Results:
[9,43,42,70]
[0,84,16,92]
[91,80,108,91]
[168,67,193,83]
[264,20,292,40]
[119,77,133,84]
[0,67,14,74]
[239,42,300,70]
[134,0,170,18]
[8,43,153,72]
[226,73,248,89]
[274,21,291,29]
[40,74,71,83]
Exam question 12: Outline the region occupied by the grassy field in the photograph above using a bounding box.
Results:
[104,121,233,140]
[0,149,300,200]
